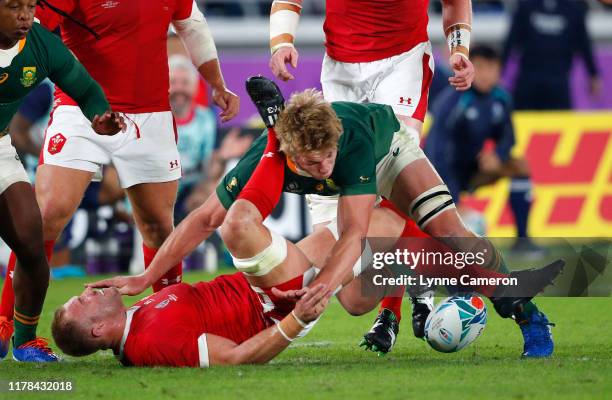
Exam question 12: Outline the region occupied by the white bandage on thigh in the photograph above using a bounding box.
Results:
[172,1,218,67]
[232,231,287,276]
[409,184,456,229]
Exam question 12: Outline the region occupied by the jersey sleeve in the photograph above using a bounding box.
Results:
[36,0,76,31]
[335,132,377,196]
[124,329,209,368]
[40,26,110,121]
[173,0,196,20]
[215,132,267,209]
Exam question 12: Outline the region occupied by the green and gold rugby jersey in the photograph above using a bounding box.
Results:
[0,23,109,135]
[217,101,399,209]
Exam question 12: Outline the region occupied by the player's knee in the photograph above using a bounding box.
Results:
[231,231,287,276]
[341,298,373,316]
[138,219,174,248]
[38,198,75,235]
[220,201,260,247]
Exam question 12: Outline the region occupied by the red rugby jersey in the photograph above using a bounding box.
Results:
[37,0,193,113]
[118,275,268,367]
[323,0,430,63]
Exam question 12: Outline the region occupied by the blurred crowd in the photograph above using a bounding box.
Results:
[1,0,609,277]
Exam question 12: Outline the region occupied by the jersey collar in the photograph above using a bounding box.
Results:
[0,38,26,68]
[117,306,140,361]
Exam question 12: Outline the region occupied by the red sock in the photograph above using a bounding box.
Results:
[380,293,403,321]
[143,244,182,293]
[237,128,285,219]
[0,241,54,320]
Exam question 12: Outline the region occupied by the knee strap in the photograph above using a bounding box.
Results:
[232,231,287,276]
[409,184,456,229]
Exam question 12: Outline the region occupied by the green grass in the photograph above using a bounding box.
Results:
[1,272,611,400]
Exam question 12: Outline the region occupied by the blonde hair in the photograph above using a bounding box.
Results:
[275,89,342,157]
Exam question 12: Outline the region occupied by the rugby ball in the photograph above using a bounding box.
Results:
[424,294,487,353]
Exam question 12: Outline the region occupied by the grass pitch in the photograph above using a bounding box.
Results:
[1,271,611,400]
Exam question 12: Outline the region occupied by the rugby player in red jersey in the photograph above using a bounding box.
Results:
[0,0,239,357]
[268,0,476,350]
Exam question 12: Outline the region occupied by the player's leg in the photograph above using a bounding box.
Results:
[365,41,436,344]
[384,134,562,357]
[0,106,99,354]
[126,181,180,292]
[0,183,59,362]
[112,112,183,292]
[0,134,60,361]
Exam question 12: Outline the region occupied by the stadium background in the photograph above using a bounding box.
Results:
[1,0,611,277]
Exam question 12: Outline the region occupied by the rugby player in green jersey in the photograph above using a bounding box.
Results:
[89,77,563,359]
[0,0,124,362]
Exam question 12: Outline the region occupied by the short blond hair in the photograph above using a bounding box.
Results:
[275,89,342,158]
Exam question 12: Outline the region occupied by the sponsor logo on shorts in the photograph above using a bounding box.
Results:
[0,73,8,84]
[169,159,180,170]
[392,147,400,157]
[398,96,413,107]
[20,67,37,87]
[48,133,66,155]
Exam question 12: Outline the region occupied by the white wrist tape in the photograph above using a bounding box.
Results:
[446,23,471,56]
[270,0,302,54]
[173,1,218,67]
[291,310,308,328]
[277,324,294,342]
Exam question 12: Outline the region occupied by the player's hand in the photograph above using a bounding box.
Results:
[271,286,308,303]
[448,53,475,91]
[269,46,299,81]
[92,111,126,135]
[86,274,149,296]
[293,284,332,323]
[211,86,240,123]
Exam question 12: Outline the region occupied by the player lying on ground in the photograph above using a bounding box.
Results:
[0,0,240,362]
[87,78,564,359]
[68,163,559,366]
[52,199,417,366]
[0,0,124,362]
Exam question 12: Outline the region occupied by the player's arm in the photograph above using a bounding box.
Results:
[441,0,474,91]
[172,1,239,122]
[268,0,302,81]
[306,194,376,293]
[87,193,227,294]
[208,284,329,365]
[43,27,124,134]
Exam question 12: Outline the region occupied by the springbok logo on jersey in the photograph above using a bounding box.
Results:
[0,73,8,84]
[226,176,238,193]
[20,67,37,87]
[48,133,66,155]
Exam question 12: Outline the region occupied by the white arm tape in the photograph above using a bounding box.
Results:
[270,9,300,41]
[173,1,218,68]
